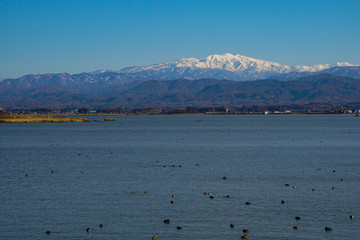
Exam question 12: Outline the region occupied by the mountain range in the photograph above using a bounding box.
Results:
[1,53,360,110]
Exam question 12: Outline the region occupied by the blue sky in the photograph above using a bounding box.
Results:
[0,0,359,79]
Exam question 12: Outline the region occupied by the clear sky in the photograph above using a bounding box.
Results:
[0,0,359,79]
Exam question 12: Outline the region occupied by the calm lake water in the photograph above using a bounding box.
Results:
[0,114,359,240]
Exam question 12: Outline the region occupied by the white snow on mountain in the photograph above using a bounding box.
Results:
[117,53,356,81]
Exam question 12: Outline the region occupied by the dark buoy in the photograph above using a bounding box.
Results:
[99,224,104,228]
[285,184,290,186]
[25,173,29,177]
[293,226,299,230]
[46,230,51,235]
[210,196,214,199]
[50,170,54,173]
[170,201,174,204]
[245,202,251,205]
[177,226,182,230]
[86,228,91,233]
[225,195,230,198]
[230,224,234,228]
[281,200,285,204]
[295,216,301,220]
[164,219,170,224]
[243,229,249,233]
[333,170,336,172]
[325,227,332,231]
[223,177,227,180]
[312,188,316,191]
[340,178,344,181]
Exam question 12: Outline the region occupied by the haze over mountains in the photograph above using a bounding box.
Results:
[0,53,360,110]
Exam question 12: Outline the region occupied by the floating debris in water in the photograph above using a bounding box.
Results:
[99,224,104,228]
[144,191,148,194]
[245,202,251,205]
[350,215,354,219]
[164,219,170,224]
[243,229,249,233]
[152,236,157,240]
[223,176,227,180]
[177,226,182,230]
[25,173,29,177]
[241,234,248,239]
[295,216,301,220]
[293,226,299,230]
[86,228,91,233]
[281,200,285,204]
[46,230,51,235]
[230,224,234,228]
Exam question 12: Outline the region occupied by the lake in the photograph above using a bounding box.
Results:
[0,114,359,239]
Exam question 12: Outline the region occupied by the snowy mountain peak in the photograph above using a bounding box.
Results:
[118,53,356,81]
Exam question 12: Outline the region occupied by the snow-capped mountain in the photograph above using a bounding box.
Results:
[118,53,355,81]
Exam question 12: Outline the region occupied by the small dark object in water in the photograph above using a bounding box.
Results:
[81,171,84,174]
[178,165,182,167]
[243,229,249,233]
[293,225,299,230]
[177,226,182,230]
[230,224,234,228]
[196,163,199,166]
[25,174,29,177]
[333,170,336,172]
[350,215,354,219]
[210,196,214,199]
[152,236,157,240]
[245,202,251,205]
[295,216,301,220]
[223,177,227,180]
[170,201,174,204]
[156,161,160,163]
[241,235,248,239]
[99,224,104,228]
[50,170,54,173]
[340,178,344,181]
[332,187,335,190]
[293,185,296,189]
[317,168,321,171]
[325,227,332,231]
[172,194,176,198]
[46,230,51,235]
[163,166,166,167]
[225,195,230,198]
[172,165,176,167]
[86,228,91,232]
[312,188,316,191]
[281,200,285,204]
[164,219,170,224]
[285,184,290,186]
[144,190,148,194]
[203,192,208,195]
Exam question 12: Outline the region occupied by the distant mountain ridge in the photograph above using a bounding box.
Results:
[1,75,360,110]
[117,53,355,81]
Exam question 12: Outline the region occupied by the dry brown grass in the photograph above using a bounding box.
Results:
[0,115,89,123]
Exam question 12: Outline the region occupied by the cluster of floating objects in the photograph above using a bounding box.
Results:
[25,161,353,239]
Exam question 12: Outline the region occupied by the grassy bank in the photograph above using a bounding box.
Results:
[0,115,89,123]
